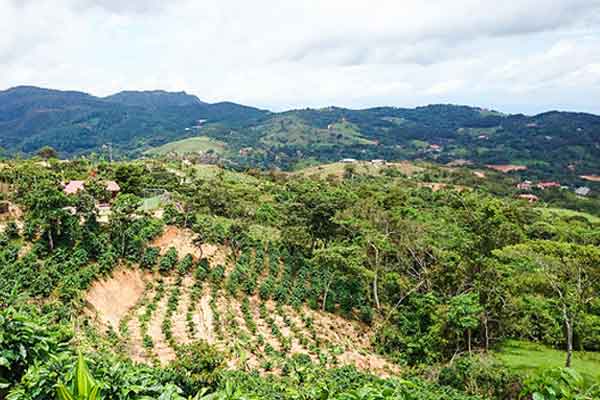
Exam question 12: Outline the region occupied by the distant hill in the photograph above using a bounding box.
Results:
[104,90,206,108]
[0,86,266,157]
[0,86,599,185]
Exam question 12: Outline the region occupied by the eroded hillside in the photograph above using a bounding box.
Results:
[85,227,398,376]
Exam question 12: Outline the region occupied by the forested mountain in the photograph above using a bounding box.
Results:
[104,90,207,108]
[1,86,599,186]
[0,86,267,157]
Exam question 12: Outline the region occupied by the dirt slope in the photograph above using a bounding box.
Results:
[84,226,398,376]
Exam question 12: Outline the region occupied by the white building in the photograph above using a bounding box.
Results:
[575,187,591,196]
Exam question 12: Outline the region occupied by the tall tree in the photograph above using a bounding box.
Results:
[36,146,58,160]
[498,241,600,367]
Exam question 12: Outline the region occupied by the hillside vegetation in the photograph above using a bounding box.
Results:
[1,86,599,188]
[0,158,599,399]
[144,136,227,157]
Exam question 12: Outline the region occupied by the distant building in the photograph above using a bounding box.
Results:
[537,181,560,190]
[63,180,85,195]
[239,147,253,156]
[575,187,591,196]
[477,135,488,140]
[105,181,120,198]
[63,180,120,198]
[340,158,357,163]
[429,144,442,151]
[518,194,539,203]
[580,175,600,182]
[371,159,385,165]
[517,181,532,190]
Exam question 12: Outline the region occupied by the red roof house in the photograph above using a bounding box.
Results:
[63,180,85,195]
[536,181,560,189]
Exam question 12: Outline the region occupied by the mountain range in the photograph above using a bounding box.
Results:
[1,85,599,183]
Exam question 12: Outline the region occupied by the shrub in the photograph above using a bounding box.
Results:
[169,341,225,393]
[159,247,178,272]
[140,247,160,269]
[177,254,194,275]
[438,355,522,399]
[5,221,19,239]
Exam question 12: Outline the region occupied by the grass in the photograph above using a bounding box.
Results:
[259,115,376,148]
[537,207,600,224]
[145,136,227,156]
[142,196,163,211]
[494,340,600,385]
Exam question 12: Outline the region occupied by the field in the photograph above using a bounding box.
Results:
[144,136,227,156]
[495,340,600,385]
[537,207,600,224]
[258,115,376,148]
[295,161,422,179]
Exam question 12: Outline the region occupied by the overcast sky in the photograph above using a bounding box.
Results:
[2,0,600,114]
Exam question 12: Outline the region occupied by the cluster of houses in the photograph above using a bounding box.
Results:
[63,180,120,198]
[516,180,592,202]
[516,180,560,191]
[340,158,386,165]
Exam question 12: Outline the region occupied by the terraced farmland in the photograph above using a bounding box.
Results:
[85,227,397,376]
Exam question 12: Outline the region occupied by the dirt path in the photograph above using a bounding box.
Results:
[128,298,151,363]
[171,276,195,346]
[147,279,177,363]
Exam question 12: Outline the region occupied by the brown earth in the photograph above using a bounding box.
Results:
[580,175,600,182]
[151,226,228,265]
[84,227,399,375]
[85,268,149,330]
[486,164,527,173]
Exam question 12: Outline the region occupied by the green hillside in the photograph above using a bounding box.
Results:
[1,159,599,399]
[144,136,227,156]
[1,86,599,189]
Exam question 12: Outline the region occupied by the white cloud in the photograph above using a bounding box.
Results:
[1,0,600,114]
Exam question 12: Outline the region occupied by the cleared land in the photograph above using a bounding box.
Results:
[145,136,227,156]
[84,227,398,376]
[495,340,600,386]
[258,116,376,148]
[295,161,422,179]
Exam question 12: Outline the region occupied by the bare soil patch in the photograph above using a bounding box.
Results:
[486,164,527,173]
[580,175,600,182]
[85,268,148,330]
[152,225,228,264]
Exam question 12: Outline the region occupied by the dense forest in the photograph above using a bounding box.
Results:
[1,86,599,187]
[1,157,599,399]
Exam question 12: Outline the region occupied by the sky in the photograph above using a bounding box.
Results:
[2,0,600,114]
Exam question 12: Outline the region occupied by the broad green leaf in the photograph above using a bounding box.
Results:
[57,383,76,400]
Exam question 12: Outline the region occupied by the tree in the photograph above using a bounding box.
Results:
[311,242,365,312]
[448,292,483,354]
[110,193,142,256]
[335,197,393,310]
[36,146,58,160]
[498,241,600,367]
[24,179,74,250]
